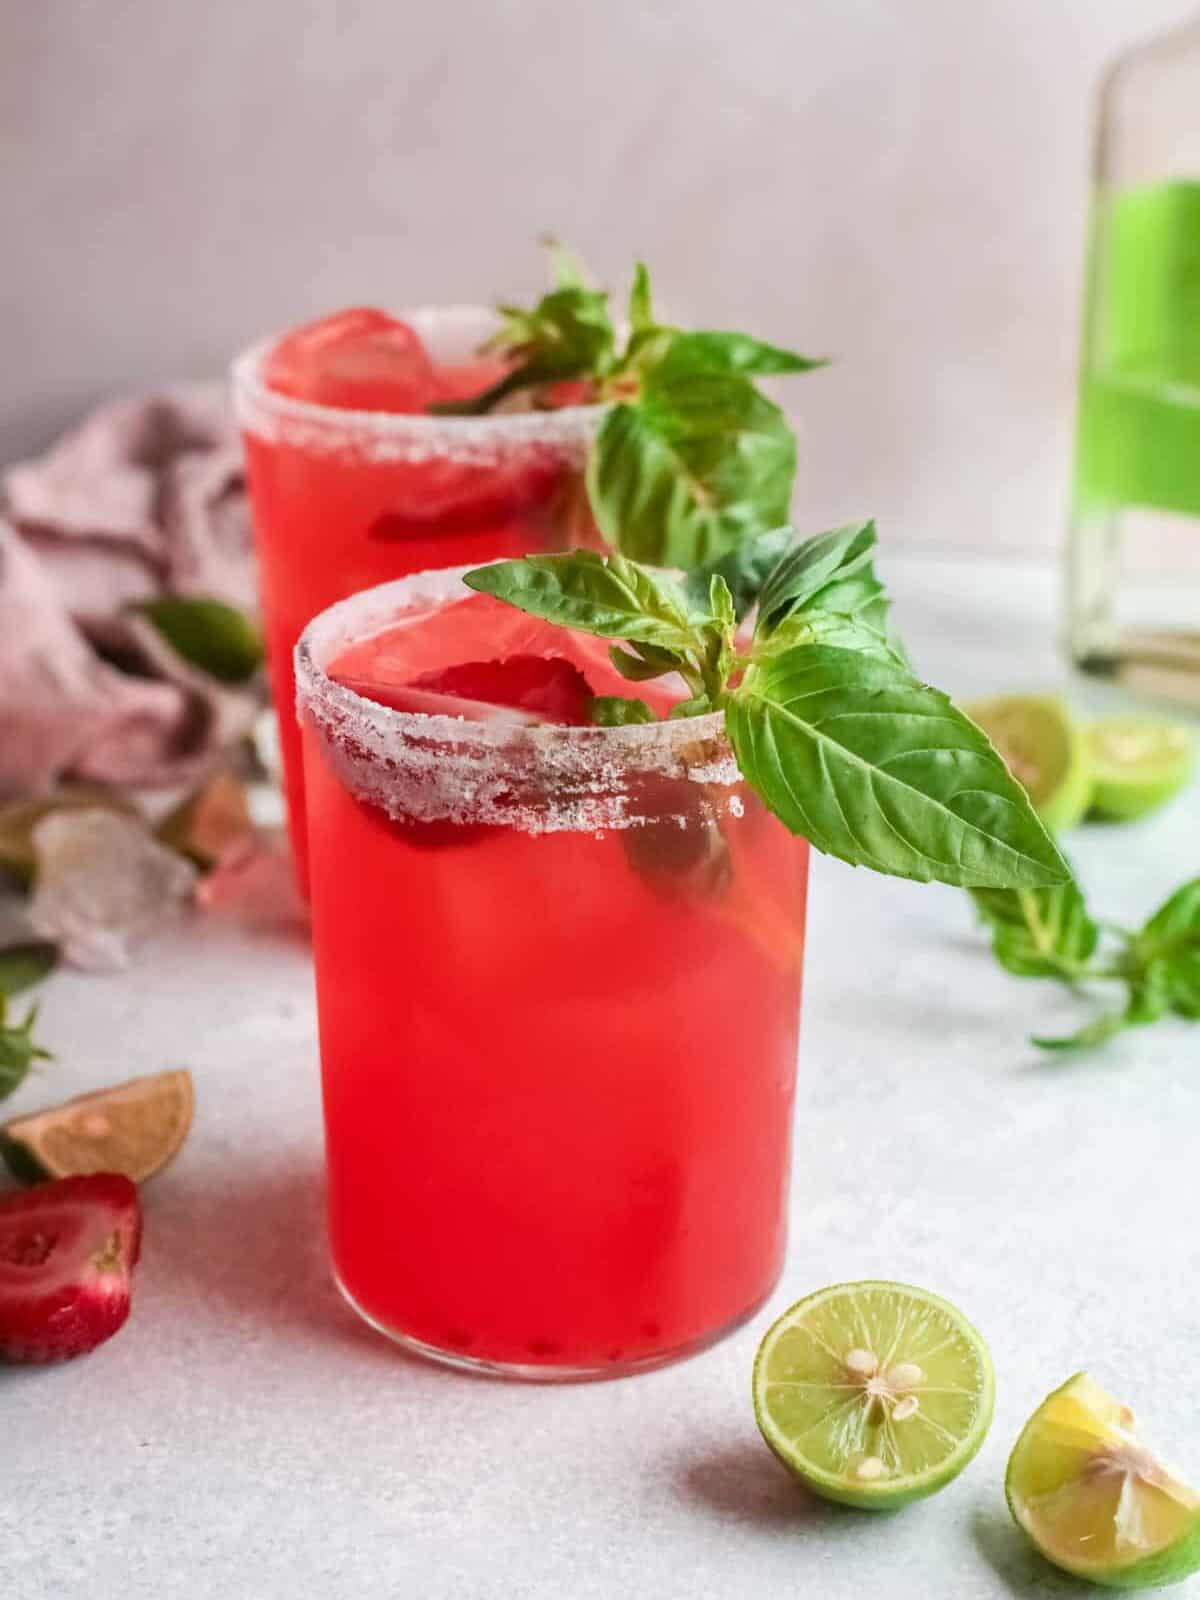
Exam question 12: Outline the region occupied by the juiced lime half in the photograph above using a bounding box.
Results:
[966,695,1092,829]
[0,1069,194,1184]
[752,1280,995,1509]
[1087,717,1196,821]
[1007,1372,1200,1589]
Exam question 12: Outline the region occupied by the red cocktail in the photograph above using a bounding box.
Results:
[233,307,599,887]
[296,567,809,1378]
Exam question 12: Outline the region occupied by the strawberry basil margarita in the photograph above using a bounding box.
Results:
[297,568,809,1376]
[234,307,600,889]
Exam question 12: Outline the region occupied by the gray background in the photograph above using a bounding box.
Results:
[1,1,1191,549]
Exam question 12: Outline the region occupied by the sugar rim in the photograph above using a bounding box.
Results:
[295,565,740,835]
[231,304,604,460]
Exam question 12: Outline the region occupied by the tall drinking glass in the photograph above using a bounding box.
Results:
[233,308,600,887]
[296,566,810,1379]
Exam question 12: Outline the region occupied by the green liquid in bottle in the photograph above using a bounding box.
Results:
[1074,179,1200,520]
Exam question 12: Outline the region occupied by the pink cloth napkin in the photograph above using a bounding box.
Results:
[0,386,258,797]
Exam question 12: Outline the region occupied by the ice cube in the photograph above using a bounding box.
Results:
[29,809,196,971]
[262,307,438,413]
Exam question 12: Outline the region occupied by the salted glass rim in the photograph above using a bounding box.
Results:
[231,303,605,447]
[295,563,729,759]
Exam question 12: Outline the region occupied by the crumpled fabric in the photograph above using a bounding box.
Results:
[0,386,259,797]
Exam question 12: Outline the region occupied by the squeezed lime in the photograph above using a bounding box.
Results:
[1007,1372,1200,1589]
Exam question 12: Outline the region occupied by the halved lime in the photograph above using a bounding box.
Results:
[1087,717,1195,821]
[752,1280,995,1509]
[966,696,1092,829]
[1007,1372,1200,1589]
[0,1069,194,1185]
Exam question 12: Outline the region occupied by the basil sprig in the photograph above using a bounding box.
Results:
[464,524,1068,892]
[435,249,826,569]
[973,876,1200,1050]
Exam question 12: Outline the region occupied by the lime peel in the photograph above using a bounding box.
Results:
[752,1280,995,1510]
[1087,716,1196,822]
[1007,1372,1200,1589]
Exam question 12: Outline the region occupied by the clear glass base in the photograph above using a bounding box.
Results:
[1066,503,1200,710]
[335,1271,779,1384]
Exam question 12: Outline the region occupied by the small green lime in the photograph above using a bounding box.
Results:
[966,696,1092,829]
[1087,716,1195,821]
[752,1280,994,1510]
[1007,1372,1200,1589]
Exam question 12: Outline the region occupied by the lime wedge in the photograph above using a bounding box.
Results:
[752,1280,995,1509]
[1086,717,1196,821]
[1007,1372,1200,1589]
[0,1069,194,1185]
[966,696,1092,829]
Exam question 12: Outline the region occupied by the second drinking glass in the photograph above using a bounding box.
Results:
[233,306,601,887]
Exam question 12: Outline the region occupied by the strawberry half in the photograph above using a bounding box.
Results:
[0,1173,142,1363]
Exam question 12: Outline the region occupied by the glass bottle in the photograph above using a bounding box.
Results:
[1066,14,1200,706]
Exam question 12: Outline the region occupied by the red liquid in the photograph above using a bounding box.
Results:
[238,310,597,889]
[301,594,808,1373]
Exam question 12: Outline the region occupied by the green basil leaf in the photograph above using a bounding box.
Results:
[546,237,588,289]
[709,573,736,632]
[1134,878,1200,1017]
[969,882,1099,980]
[628,262,654,333]
[135,598,264,685]
[669,694,714,719]
[684,526,798,620]
[0,999,51,1101]
[434,285,615,414]
[463,551,695,650]
[609,642,687,682]
[1033,1011,1130,1052]
[587,373,796,567]
[591,695,655,727]
[0,941,58,999]
[652,329,827,381]
[725,645,1070,888]
[756,521,879,633]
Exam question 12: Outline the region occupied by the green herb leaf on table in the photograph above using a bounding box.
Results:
[0,942,59,999]
[0,998,51,1102]
[970,883,1100,981]
[1131,879,1200,1018]
[135,597,264,685]
[970,874,1200,1052]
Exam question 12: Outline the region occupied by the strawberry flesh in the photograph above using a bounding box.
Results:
[0,1173,142,1363]
[409,655,595,725]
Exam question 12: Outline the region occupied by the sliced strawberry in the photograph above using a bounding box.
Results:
[0,1173,142,1363]
[410,655,595,725]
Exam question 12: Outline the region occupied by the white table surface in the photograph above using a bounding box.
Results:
[4,553,1199,1600]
